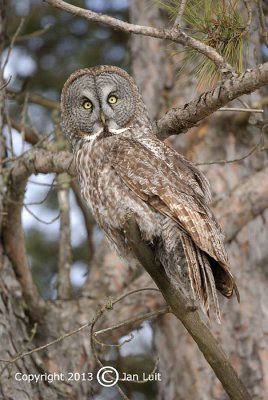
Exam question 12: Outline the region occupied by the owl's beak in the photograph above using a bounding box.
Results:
[100,113,106,126]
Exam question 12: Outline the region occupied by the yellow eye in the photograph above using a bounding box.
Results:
[83,100,92,109]
[108,95,117,104]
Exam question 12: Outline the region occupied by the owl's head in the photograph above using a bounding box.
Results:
[61,65,151,146]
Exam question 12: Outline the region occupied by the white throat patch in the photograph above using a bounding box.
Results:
[83,126,131,143]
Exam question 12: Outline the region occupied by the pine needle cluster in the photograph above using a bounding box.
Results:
[157,0,249,86]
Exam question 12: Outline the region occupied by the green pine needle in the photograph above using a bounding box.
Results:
[156,0,249,87]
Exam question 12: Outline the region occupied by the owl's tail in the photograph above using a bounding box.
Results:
[181,234,221,323]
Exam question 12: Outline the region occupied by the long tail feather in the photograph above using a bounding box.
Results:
[181,233,221,323]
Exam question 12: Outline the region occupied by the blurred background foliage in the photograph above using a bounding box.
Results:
[4,2,161,398]
[5,0,129,300]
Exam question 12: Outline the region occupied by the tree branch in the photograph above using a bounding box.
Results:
[7,149,75,184]
[154,62,268,139]
[123,213,251,400]
[43,0,232,72]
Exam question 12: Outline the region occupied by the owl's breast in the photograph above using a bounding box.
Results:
[75,137,161,240]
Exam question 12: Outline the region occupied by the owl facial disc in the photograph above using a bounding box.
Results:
[61,66,138,141]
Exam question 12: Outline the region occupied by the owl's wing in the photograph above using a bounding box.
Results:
[109,137,239,303]
[137,136,212,204]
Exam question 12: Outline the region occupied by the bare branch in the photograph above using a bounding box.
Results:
[89,289,163,400]
[1,18,25,77]
[219,107,263,113]
[24,204,60,224]
[123,213,251,400]
[95,306,170,337]
[16,23,51,42]
[154,62,268,139]
[0,318,92,365]
[43,0,232,72]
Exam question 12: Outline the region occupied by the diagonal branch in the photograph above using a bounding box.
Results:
[154,62,268,139]
[43,0,232,72]
[123,213,251,400]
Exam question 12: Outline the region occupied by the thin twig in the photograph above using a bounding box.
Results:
[1,177,56,207]
[173,0,187,28]
[16,23,51,41]
[0,320,92,365]
[95,307,170,337]
[90,289,163,400]
[196,129,264,166]
[0,75,12,91]
[113,288,161,305]
[219,107,263,113]
[28,179,58,187]
[1,19,25,78]
[26,178,56,205]
[0,323,38,378]
[93,332,135,348]
[24,204,60,225]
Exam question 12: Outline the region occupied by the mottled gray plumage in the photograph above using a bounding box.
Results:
[61,65,239,322]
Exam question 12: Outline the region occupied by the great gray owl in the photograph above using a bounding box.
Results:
[61,65,239,322]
